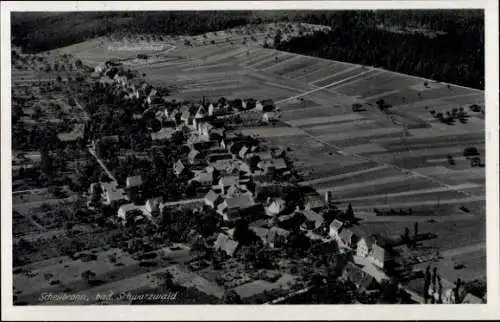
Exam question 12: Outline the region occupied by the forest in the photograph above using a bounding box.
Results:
[276,10,484,89]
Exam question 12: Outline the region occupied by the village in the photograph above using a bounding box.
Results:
[11,45,484,305]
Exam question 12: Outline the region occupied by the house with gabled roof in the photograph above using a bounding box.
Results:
[219,176,240,192]
[174,159,186,177]
[118,203,143,221]
[329,219,344,240]
[264,197,286,217]
[357,236,376,258]
[126,175,143,189]
[341,262,379,291]
[257,158,287,174]
[267,226,290,248]
[144,197,162,218]
[300,209,324,231]
[370,244,388,269]
[190,171,213,187]
[216,193,255,222]
[204,190,224,208]
[213,233,239,257]
[338,228,358,248]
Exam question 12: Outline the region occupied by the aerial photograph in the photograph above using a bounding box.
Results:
[10,10,486,305]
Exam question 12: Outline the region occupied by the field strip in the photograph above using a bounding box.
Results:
[261,54,302,71]
[331,182,482,203]
[316,174,414,193]
[304,120,377,133]
[332,70,384,89]
[441,243,485,258]
[372,67,484,94]
[317,127,401,142]
[276,68,375,105]
[240,126,305,138]
[360,213,476,223]
[287,113,364,126]
[362,89,401,101]
[342,143,388,154]
[183,62,234,71]
[298,165,389,186]
[310,65,360,86]
[350,195,485,210]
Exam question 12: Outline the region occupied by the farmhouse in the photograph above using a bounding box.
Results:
[126,175,143,189]
[118,203,143,221]
[151,127,175,141]
[191,171,214,187]
[304,193,326,211]
[299,209,324,231]
[257,158,287,174]
[219,176,240,192]
[213,233,240,257]
[267,226,290,248]
[329,219,344,239]
[174,159,186,177]
[216,193,255,222]
[370,244,388,269]
[204,190,224,208]
[144,197,162,217]
[338,228,358,248]
[100,182,128,205]
[341,262,379,291]
[265,197,286,216]
[357,236,376,258]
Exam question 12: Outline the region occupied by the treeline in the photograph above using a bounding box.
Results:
[276,10,484,89]
[11,11,256,53]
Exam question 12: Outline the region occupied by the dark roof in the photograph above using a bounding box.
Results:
[339,228,355,243]
[343,262,376,289]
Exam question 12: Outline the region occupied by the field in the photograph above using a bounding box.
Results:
[34,24,487,300]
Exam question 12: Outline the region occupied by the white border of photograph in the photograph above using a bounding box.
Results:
[1,1,499,320]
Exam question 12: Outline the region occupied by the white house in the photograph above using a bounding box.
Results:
[329,219,344,240]
[118,203,143,221]
[357,236,376,258]
[264,197,286,216]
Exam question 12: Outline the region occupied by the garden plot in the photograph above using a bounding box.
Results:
[166,264,225,299]
[14,248,136,295]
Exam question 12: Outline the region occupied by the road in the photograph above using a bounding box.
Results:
[441,242,485,258]
[88,147,118,183]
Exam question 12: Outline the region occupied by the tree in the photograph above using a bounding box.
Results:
[345,202,355,223]
[222,290,243,304]
[81,269,96,284]
[273,29,283,47]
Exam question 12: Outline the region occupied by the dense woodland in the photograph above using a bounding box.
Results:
[276,10,484,89]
